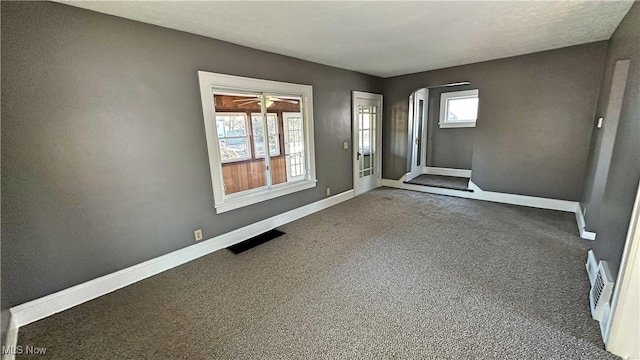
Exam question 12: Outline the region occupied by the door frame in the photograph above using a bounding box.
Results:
[605,180,640,358]
[352,91,383,196]
[585,60,630,231]
[408,88,428,181]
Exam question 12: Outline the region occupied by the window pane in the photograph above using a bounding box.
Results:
[284,112,305,180]
[214,95,265,195]
[254,136,265,157]
[252,114,279,157]
[267,115,278,134]
[447,97,478,122]
[217,114,248,136]
[268,134,278,155]
[251,114,278,135]
[215,113,251,163]
[216,120,225,138]
[362,112,371,130]
[252,117,264,137]
[219,137,249,161]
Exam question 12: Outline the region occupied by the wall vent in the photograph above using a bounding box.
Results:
[585,250,598,285]
[589,260,614,323]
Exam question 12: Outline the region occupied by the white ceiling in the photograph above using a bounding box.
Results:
[58,1,633,78]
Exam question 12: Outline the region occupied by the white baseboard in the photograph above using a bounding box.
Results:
[575,204,597,240]
[383,178,477,199]
[9,190,355,329]
[466,181,578,212]
[382,178,578,213]
[422,166,471,178]
[2,316,18,360]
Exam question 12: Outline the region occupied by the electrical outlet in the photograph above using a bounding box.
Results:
[194,229,203,241]
[326,188,331,196]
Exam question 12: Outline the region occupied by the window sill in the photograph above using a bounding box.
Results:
[215,179,317,213]
[439,122,476,129]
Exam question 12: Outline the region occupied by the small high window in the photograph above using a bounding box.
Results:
[439,89,479,128]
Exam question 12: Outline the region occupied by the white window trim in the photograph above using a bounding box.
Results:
[439,89,479,129]
[198,71,317,213]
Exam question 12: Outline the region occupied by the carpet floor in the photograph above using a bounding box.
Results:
[405,174,471,191]
[16,188,615,359]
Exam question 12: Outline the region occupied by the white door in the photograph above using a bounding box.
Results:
[353,91,383,196]
[408,89,427,180]
[282,112,306,182]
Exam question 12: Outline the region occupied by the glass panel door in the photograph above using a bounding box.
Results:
[416,99,424,167]
[352,91,382,196]
[358,105,376,178]
[409,89,427,181]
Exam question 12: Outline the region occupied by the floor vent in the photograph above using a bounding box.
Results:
[227,229,285,255]
[589,259,614,324]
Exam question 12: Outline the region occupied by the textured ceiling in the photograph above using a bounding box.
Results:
[57,1,633,77]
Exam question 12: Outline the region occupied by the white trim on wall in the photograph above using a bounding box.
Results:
[604,181,640,359]
[408,89,428,181]
[466,181,577,212]
[8,190,354,330]
[422,166,471,178]
[1,316,19,360]
[382,178,578,213]
[384,178,476,199]
[575,204,597,240]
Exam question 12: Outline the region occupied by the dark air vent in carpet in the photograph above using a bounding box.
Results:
[227,229,285,254]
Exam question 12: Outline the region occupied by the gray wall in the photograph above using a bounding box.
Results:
[383,42,608,200]
[0,2,382,308]
[582,3,640,280]
[426,85,476,170]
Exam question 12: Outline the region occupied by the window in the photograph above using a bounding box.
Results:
[215,113,251,163]
[358,106,373,155]
[282,112,305,181]
[439,89,479,128]
[251,113,280,158]
[198,71,316,213]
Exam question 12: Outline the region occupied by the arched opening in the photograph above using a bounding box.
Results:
[405,82,478,191]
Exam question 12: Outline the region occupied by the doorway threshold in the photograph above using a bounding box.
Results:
[404,174,473,192]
